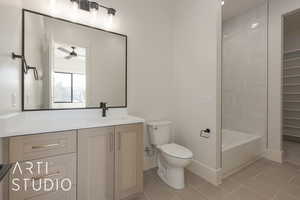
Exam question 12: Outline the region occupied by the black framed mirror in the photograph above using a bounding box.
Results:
[22,9,127,111]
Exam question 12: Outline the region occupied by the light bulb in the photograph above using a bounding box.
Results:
[72,1,78,11]
[103,13,113,29]
[70,0,79,21]
[107,8,116,16]
[90,8,97,16]
[108,13,113,24]
[50,0,57,15]
[221,0,225,6]
[89,2,99,17]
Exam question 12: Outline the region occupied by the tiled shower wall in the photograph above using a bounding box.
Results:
[222,2,268,136]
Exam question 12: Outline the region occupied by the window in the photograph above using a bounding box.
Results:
[53,72,86,104]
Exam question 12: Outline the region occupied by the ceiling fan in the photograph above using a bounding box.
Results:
[57,46,84,60]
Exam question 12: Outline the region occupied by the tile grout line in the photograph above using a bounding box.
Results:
[188,184,211,200]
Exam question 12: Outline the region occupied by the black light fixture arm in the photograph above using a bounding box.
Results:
[11,52,23,60]
[98,4,116,15]
[12,52,39,80]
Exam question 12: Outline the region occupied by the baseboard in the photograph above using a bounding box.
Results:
[263,149,283,163]
[186,159,222,186]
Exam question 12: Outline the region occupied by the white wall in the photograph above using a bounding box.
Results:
[268,0,300,162]
[0,2,20,195]
[222,3,268,139]
[0,1,22,116]
[172,0,222,184]
[0,3,22,185]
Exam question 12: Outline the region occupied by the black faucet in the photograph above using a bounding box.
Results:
[100,102,109,117]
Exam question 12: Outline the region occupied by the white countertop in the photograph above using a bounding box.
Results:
[0,109,145,138]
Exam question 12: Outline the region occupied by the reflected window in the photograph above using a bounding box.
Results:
[73,73,86,103]
[53,72,72,103]
[53,72,86,104]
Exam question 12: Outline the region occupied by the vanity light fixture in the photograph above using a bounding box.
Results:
[90,1,99,12]
[71,0,79,10]
[70,0,116,16]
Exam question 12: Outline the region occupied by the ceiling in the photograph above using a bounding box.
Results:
[222,0,267,21]
[54,43,86,59]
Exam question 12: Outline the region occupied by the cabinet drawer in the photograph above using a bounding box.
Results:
[11,187,76,200]
[9,131,76,163]
[9,154,76,200]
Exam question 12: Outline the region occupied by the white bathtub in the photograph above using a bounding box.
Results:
[222,129,264,178]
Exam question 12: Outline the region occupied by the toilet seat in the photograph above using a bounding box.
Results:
[159,143,193,159]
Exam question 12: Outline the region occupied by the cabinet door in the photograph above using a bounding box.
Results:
[115,124,143,200]
[78,127,114,200]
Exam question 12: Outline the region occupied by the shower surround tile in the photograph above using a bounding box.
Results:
[222,2,268,136]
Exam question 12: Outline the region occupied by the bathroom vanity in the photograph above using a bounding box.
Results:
[0,6,144,199]
[1,112,144,200]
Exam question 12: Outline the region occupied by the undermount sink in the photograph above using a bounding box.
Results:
[99,116,128,120]
[87,115,136,124]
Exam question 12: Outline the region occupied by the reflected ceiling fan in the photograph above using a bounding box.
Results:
[57,46,84,60]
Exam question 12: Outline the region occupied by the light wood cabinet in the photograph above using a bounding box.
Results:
[115,124,143,200]
[77,123,143,200]
[77,127,115,200]
[8,123,143,200]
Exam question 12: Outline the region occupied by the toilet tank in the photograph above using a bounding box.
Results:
[147,121,172,146]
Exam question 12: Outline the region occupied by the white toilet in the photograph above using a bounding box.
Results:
[147,121,193,190]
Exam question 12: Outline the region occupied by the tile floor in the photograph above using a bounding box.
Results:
[284,141,300,166]
[139,159,300,200]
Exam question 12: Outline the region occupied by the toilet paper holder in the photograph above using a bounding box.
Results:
[200,129,211,139]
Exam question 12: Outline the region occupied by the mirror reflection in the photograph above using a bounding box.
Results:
[23,10,127,110]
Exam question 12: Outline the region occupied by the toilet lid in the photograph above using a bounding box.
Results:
[159,143,193,159]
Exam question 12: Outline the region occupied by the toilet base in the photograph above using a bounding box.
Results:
[157,157,185,190]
